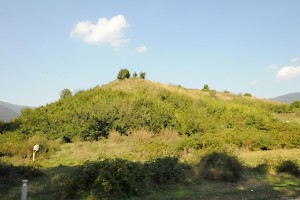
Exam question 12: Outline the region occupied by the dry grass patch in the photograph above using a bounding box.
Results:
[129,130,153,143]
[238,149,300,168]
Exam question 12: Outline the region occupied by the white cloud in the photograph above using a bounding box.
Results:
[276,66,300,80]
[290,57,299,63]
[135,45,147,53]
[268,64,277,70]
[248,80,258,86]
[70,15,129,49]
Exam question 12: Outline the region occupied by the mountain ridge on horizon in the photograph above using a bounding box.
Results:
[269,92,300,104]
[0,101,30,122]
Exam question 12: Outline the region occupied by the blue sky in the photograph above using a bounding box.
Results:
[1,1,300,107]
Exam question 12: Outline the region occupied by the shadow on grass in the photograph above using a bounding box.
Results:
[1,154,299,200]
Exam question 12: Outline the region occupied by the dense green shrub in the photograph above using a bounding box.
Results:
[60,88,72,99]
[145,157,187,185]
[117,68,130,80]
[198,152,243,182]
[243,93,252,97]
[133,72,138,78]
[276,160,299,177]
[290,100,300,110]
[139,72,146,79]
[60,157,187,199]
[253,164,268,174]
[2,79,300,152]
[202,84,209,91]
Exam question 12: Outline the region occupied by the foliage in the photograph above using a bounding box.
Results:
[0,162,43,191]
[60,157,187,199]
[1,79,300,158]
[145,157,187,185]
[60,88,72,99]
[276,160,299,177]
[290,100,300,110]
[133,71,138,78]
[139,71,146,79]
[202,84,209,91]
[244,93,252,97]
[198,152,243,182]
[117,68,130,80]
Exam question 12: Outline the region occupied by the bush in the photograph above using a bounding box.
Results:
[276,160,299,177]
[198,152,243,182]
[60,88,72,99]
[60,157,187,199]
[117,68,130,80]
[202,84,209,91]
[253,164,268,174]
[139,72,146,79]
[145,157,187,185]
[244,93,252,97]
[290,101,300,110]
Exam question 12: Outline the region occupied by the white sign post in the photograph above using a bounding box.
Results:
[33,144,39,162]
[21,180,28,200]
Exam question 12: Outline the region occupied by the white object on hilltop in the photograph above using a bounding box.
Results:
[33,144,39,161]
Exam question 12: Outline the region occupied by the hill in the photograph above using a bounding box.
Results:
[0,101,28,122]
[1,78,299,151]
[0,78,299,199]
[270,92,300,104]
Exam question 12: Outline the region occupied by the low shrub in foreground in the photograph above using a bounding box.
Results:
[276,160,299,177]
[60,157,187,199]
[198,152,243,182]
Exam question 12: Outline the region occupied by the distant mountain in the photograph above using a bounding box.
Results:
[270,92,300,104]
[0,101,29,122]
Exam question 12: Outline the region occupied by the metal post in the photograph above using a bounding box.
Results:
[21,180,28,200]
[33,151,35,161]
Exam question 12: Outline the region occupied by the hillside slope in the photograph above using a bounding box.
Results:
[1,78,299,154]
[270,92,300,104]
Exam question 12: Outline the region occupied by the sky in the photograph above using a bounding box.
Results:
[1,1,300,107]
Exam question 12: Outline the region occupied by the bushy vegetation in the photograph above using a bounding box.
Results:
[197,152,243,182]
[60,157,187,199]
[117,68,131,80]
[276,160,299,177]
[1,77,300,199]
[0,79,300,160]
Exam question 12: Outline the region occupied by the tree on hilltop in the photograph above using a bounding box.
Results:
[60,88,72,99]
[202,84,209,91]
[117,68,131,80]
[139,72,146,79]
[133,72,138,78]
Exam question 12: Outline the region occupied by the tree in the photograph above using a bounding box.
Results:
[243,93,252,97]
[202,84,209,91]
[117,68,130,80]
[133,72,138,78]
[60,88,72,99]
[139,72,146,79]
